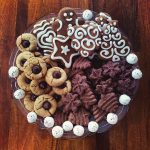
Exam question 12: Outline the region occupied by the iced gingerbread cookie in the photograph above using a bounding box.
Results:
[34,94,57,117]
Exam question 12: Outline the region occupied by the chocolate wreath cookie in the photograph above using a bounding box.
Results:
[9,7,142,139]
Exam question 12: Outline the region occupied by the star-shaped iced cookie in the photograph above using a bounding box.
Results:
[51,37,79,68]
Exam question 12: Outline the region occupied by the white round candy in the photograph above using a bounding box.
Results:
[82,9,93,20]
[44,117,54,128]
[13,89,25,100]
[119,94,131,105]
[126,53,138,64]
[27,112,37,123]
[8,66,19,78]
[73,125,84,137]
[88,121,99,133]
[52,126,64,138]
[132,69,142,79]
[62,121,73,132]
[107,113,118,125]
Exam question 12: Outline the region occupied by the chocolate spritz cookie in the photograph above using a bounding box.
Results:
[9,7,142,138]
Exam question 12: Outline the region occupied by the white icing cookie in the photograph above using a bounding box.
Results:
[88,121,99,133]
[44,117,55,128]
[106,113,118,125]
[126,53,138,64]
[119,94,131,105]
[8,66,19,78]
[14,89,25,100]
[132,69,142,79]
[73,125,84,136]
[82,9,93,21]
[52,126,64,138]
[62,121,73,132]
[27,112,37,123]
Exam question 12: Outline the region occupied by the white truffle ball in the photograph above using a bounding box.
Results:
[82,9,93,20]
[132,69,142,79]
[27,112,37,123]
[88,121,99,133]
[107,113,118,125]
[62,121,73,132]
[52,126,64,138]
[73,125,84,137]
[8,66,19,78]
[119,94,131,105]
[126,53,138,64]
[44,117,54,128]
[13,89,25,100]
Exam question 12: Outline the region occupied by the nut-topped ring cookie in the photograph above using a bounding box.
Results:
[53,80,71,95]
[23,57,47,80]
[16,51,34,71]
[49,90,62,103]
[16,33,37,52]
[30,79,52,95]
[34,94,57,117]
[17,72,32,91]
[24,93,38,111]
[45,67,67,87]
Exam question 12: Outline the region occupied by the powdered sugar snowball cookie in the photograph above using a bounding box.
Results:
[27,112,37,123]
[44,117,54,128]
[106,113,118,125]
[88,121,99,133]
[126,53,138,64]
[132,69,142,79]
[73,125,84,136]
[62,121,73,131]
[82,9,93,21]
[52,126,64,138]
[13,89,25,100]
[119,94,131,105]
[8,66,19,78]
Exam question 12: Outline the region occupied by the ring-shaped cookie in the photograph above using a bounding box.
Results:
[53,80,71,95]
[30,79,52,95]
[23,57,47,80]
[16,33,37,52]
[16,51,34,71]
[34,94,57,117]
[17,72,32,91]
[24,93,38,111]
[45,67,67,87]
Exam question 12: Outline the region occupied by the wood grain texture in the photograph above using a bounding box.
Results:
[0,0,149,150]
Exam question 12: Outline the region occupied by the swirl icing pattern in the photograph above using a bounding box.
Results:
[32,20,56,54]
[99,25,131,61]
[68,24,101,57]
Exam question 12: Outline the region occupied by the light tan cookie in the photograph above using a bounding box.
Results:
[34,94,57,117]
[17,72,32,91]
[42,55,58,69]
[53,80,71,95]
[16,51,34,71]
[24,93,38,111]
[16,33,37,52]
[30,79,52,95]
[23,57,47,80]
[45,67,67,87]
[49,90,62,103]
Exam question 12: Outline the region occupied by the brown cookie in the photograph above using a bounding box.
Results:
[24,93,38,111]
[23,57,47,80]
[16,33,37,52]
[45,67,67,87]
[34,94,57,117]
[30,79,52,95]
[53,80,71,95]
[16,51,34,71]
[17,72,32,91]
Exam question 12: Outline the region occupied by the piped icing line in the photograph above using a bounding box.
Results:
[56,19,63,32]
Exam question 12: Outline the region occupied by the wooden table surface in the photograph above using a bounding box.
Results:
[0,0,150,150]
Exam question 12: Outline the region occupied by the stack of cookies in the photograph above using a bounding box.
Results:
[8,7,142,138]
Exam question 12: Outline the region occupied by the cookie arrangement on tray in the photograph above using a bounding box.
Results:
[8,7,142,138]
